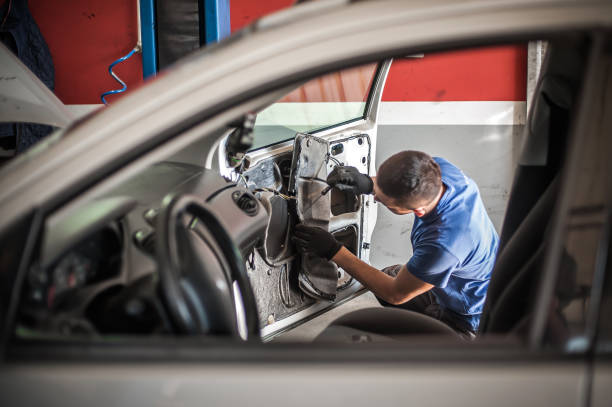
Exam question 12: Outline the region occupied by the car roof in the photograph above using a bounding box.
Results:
[0,0,611,231]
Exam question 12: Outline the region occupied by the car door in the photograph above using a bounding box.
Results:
[219,61,391,339]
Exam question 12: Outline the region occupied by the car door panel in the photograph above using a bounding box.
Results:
[238,61,390,339]
[0,353,587,407]
[244,130,376,338]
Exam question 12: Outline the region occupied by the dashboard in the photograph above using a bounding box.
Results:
[18,162,268,337]
[29,225,122,311]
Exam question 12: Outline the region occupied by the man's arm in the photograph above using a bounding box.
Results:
[292,224,433,304]
[331,247,433,305]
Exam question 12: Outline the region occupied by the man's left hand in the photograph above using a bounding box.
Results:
[293,224,342,260]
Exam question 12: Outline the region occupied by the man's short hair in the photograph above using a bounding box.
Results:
[377,151,442,206]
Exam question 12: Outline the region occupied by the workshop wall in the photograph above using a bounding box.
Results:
[230,0,294,31]
[26,0,526,105]
[25,0,294,105]
[384,47,526,102]
[231,1,527,102]
[29,0,143,104]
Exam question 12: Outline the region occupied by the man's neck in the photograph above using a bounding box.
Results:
[422,184,446,216]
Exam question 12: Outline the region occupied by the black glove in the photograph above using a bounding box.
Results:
[293,224,343,261]
[326,166,373,195]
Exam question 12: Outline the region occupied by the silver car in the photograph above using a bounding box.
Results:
[1,0,611,405]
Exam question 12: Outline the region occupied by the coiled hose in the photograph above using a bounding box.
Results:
[100,47,138,105]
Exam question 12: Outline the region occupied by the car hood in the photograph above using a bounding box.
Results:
[0,42,73,128]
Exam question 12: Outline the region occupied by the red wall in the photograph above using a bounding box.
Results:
[383,46,526,101]
[29,0,143,104]
[230,0,294,32]
[229,0,527,102]
[26,0,525,104]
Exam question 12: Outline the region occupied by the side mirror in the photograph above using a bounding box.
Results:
[225,113,256,168]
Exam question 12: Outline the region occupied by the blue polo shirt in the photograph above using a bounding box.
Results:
[406,157,499,331]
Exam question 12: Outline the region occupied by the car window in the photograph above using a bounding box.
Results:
[249,63,378,151]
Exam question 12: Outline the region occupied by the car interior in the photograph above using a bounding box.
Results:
[8,34,598,348]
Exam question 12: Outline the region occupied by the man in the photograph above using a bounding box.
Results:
[293,150,499,336]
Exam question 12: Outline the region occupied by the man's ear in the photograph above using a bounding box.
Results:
[413,207,427,217]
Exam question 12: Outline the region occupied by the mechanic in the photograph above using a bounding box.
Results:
[293,150,499,337]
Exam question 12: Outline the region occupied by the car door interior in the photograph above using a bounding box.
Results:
[240,130,373,334]
[231,62,390,337]
[290,134,339,301]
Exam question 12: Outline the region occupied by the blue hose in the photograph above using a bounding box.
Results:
[101,48,137,105]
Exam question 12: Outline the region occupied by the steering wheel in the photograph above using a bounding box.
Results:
[156,194,259,339]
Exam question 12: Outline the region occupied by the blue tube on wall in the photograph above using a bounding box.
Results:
[204,0,230,44]
[140,0,157,78]
[100,48,138,104]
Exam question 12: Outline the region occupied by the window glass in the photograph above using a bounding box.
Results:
[250,63,378,151]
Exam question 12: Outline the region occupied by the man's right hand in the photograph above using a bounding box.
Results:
[327,166,373,195]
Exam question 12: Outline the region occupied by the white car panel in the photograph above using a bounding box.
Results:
[0,43,73,128]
